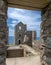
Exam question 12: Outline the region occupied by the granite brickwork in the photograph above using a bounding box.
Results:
[41,2,51,65]
[15,22,36,47]
[0,0,8,65]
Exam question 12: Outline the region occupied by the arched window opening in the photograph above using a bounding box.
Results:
[19,40,21,44]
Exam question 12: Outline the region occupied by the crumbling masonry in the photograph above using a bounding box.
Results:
[0,0,8,65]
[0,0,51,65]
[41,2,51,65]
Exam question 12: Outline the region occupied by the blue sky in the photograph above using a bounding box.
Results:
[7,7,41,38]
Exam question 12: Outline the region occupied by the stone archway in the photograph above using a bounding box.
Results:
[0,0,51,65]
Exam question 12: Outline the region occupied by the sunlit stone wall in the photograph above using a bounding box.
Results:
[41,2,51,65]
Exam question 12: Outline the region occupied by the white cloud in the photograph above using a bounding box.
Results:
[27,25,40,30]
[8,8,41,37]
[9,28,14,36]
[10,20,17,27]
[8,8,41,26]
[10,24,16,27]
[8,11,41,23]
[14,8,26,13]
[12,21,17,24]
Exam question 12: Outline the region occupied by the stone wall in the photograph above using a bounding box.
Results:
[0,0,8,65]
[7,49,24,58]
[15,22,26,45]
[14,22,36,47]
[41,2,51,65]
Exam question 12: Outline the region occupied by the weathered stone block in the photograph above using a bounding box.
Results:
[41,2,51,65]
[0,0,8,65]
[0,56,6,64]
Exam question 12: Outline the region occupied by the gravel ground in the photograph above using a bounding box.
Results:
[6,55,41,65]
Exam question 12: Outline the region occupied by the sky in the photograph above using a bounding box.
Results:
[7,7,41,38]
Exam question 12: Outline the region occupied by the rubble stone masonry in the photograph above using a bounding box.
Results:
[41,2,51,65]
[0,0,8,65]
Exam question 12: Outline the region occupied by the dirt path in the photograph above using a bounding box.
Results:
[6,55,41,65]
